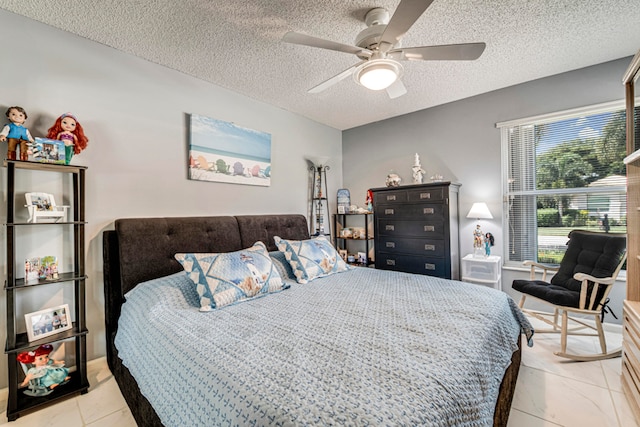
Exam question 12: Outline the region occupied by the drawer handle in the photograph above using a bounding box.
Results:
[423,208,434,214]
[387,195,397,201]
[424,225,435,232]
[420,192,431,199]
[386,242,396,248]
[425,263,436,270]
[386,225,395,231]
[386,259,396,266]
[385,208,395,215]
[424,244,435,251]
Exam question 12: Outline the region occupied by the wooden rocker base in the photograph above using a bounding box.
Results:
[522,304,621,362]
[553,348,622,362]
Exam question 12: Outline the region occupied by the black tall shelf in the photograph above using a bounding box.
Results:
[3,160,89,421]
[333,213,374,266]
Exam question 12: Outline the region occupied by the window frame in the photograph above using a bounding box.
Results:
[498,99,629,268]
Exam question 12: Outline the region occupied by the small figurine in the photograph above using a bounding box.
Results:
[412,153,426,184]
[473,224,484,257]
[46,113,89,164]
[17,344,70,396]
[0,106,34,161]
[366,189,373,212]
[485,232,494,256]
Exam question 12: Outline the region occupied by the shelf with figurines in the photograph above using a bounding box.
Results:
[10,256,87,290]
[13,341,86,414]
[2,106,90,421]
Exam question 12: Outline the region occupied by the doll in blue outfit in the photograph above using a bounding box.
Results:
[0,106,34,161]
[17,344,70,396]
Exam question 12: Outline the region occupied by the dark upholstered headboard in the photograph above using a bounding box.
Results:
[103,214,309,372]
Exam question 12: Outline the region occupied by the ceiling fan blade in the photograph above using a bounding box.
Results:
[308,61,366,94]
[283,31,372,57]
[378,0,436,52]
[386,79,407,99]
[388,43,486,61]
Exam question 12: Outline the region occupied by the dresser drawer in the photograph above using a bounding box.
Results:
[376,254,447,277]
[374,190,407,204]
[407,187,444,202]
[377,219,445,238]
[377,237,445,257]
[375,203,444,219]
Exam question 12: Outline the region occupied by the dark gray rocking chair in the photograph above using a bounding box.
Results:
[512,230,626,361]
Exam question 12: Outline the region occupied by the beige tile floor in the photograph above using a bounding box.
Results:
[0,315,637,427]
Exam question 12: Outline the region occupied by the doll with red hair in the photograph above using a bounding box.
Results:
[46,113,89,164]
[17,344,70,396]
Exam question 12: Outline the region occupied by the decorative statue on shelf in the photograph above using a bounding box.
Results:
[17,344,70,397]
[46,113,89,165]
[412,153,426,184]
[0,106,34,161]
[485,232,494,256]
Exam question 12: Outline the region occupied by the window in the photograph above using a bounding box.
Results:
[498,100,634,266]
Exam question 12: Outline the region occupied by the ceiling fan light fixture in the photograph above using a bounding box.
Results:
[356,59,402,91]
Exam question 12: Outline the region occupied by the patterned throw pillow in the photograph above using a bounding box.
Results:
[274,235,351,284]
[269,251,297,281]
[175,242,287,311]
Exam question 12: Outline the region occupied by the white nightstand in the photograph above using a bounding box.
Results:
[461,254,502,290]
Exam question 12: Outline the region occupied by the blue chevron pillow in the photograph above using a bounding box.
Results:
[175,242,287,311]
[274,235,351,284]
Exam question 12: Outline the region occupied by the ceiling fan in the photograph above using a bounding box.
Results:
[282,0,485,99]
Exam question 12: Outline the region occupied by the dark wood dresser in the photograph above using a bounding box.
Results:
[372,182,460,279]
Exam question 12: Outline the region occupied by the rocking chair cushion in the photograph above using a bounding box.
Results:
[512,280,581,308]
[551,230,626,291]
[512,230,626,309]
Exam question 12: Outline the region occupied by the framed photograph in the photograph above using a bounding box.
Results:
[188,114,271,186]
[357,251,367,265]
[338,249,348,262]
[337,205,346,214]
[30,137,66,164]
[24,257,40,282]
[25,304,71,342]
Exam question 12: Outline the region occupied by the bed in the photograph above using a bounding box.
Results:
[103,214,532,426]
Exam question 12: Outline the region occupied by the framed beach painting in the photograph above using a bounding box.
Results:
[188,114,272,186]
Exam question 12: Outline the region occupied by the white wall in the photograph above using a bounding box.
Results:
[0,9,342,388]
[343,57,632,323]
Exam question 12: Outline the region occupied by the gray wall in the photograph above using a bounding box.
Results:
[0,9,342,388]
[343,57,632,322]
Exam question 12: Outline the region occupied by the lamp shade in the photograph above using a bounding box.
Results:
[466,202,493,219]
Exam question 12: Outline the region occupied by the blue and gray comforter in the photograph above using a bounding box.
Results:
[115,267,532,426]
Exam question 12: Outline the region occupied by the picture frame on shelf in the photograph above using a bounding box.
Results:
[338,249,348,262]
[357,252,367,265]
[24,257,40,283]
[24,192,69,223]
[30,137,66,164]
[38,256,59,280]
[24,304,72,342]
[337,205,346,214]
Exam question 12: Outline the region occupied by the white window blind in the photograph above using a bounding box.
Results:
[498,100,635,265]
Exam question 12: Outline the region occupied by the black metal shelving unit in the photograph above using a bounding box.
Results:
[4,160,89,421]
[333,213,374,266]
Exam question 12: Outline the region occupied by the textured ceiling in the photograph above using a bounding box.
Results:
[2,0,640,130]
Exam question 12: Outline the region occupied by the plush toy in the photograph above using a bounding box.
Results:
[0,106,34,161]
[17,344,70,396]
[46,113,89,164]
